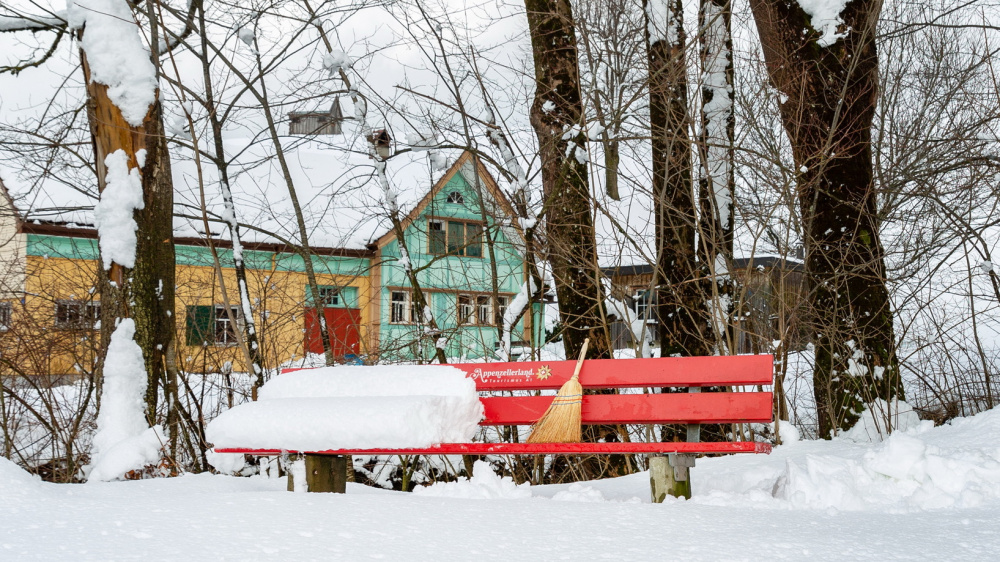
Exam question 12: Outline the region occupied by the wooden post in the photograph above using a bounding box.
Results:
[304,454,347,493]
[649,456,672,503]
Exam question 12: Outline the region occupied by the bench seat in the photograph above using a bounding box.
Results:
[215,440,771,457]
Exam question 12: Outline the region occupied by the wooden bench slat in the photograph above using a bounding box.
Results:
[452,354,773,391]
[479,392,773,425]
[215,441,772,456]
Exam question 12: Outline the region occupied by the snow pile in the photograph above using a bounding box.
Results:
[796,0,850,47]
[772,431,1000,510]
[774,419,801,445]
[0,457,46,497]
[414,461,531,500]
[204,449,247,475]
[87,320,164,482]
[697,407,1000,512]
[206,365,483,452]
[68,0,157,126]
[841,399,922,443]
[93,149,145,270]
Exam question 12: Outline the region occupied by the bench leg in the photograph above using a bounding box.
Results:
[649,454,694,502]
[301,454,347,493]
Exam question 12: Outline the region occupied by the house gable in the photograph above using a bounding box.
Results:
[374,152,530,360]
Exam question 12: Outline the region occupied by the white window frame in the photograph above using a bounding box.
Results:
[390,291,413,324]
[457,294,476,325]
[54,300,101,330]
[476,295,492,326]
[214,305,241,346]
[495,295,510,326]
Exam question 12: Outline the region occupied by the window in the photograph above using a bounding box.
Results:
[0,302,11,331]
[476,295,492,325]
[318,286,340,307]
[458,294,510,326]
[495,295,510,326]
[185,305,240,346]
[429,219,482,257]
[458,294,476,325]
[429,220,446,254]
[632,290,651,320]
[214,305,240,345]
[54,300,100,329]
[446,191,465,204]
[391,291,412,323]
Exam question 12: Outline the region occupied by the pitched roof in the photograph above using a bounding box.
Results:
[373,150,522,249]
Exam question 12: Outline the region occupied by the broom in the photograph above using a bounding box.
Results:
[526,338,589,443]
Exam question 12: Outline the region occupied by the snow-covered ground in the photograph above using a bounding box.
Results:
[4,408,1000,560]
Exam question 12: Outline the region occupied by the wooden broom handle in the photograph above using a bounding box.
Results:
[571,338,590,380]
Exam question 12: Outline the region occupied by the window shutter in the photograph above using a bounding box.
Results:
[185,305,213,346]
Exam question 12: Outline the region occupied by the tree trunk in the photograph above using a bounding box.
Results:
[645,0,710,358]
[749,0,901,436]
[698,0,736,355]
[524,0,612,361]
[80,47,177,441]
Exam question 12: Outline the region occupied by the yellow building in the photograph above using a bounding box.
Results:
[0,152,535,377]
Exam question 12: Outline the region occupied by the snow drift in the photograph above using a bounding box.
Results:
[696,407,1000,512]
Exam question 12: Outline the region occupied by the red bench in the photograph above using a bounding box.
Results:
[215,354,774,499]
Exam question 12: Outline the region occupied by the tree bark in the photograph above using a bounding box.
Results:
[524,0,612,361]
[644,0,710,357]
[749,0,901,436]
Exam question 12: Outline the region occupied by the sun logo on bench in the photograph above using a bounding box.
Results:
[535,365,552,380]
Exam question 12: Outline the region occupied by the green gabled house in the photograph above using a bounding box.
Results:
[369,151,540,361]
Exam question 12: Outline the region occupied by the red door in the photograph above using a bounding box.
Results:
[304,308,361,359]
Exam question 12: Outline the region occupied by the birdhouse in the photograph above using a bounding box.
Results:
[368,129,393,159]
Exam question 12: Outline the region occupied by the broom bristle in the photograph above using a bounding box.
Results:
[525,377,582,443]
[525,338,589,443]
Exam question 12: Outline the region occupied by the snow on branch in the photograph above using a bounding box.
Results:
[68,0,156,126]
[0,13,65,31]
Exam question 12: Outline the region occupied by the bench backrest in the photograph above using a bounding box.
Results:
[449,355,773,426]
[287,355,773,427]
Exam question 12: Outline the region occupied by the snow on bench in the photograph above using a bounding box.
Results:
[207,366,483,451]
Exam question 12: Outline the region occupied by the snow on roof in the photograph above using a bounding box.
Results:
[170,137,462,250]
[8,136,465,251]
